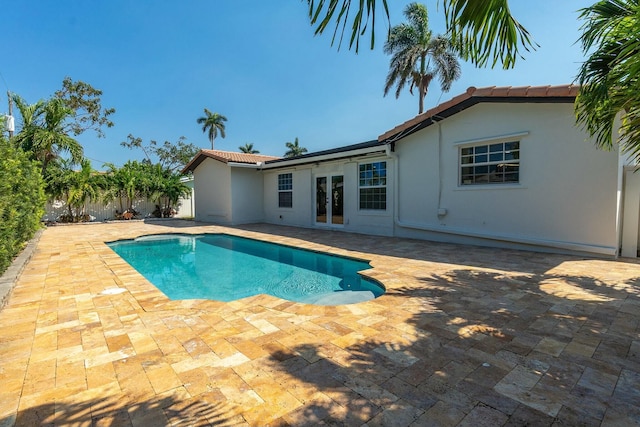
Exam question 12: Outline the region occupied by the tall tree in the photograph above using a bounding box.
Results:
[196,109,227,149]
[284,137,308,158]
[239,143,260,154]
[121,134,200,172]
[307,0,534,69]
[54,77,116,138]
[383,3,461,114]
[12,96,83,174]
[575,0,640,162]
[10,96,44,153]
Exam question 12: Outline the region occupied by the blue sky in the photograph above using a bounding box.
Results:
[2,1,589,169]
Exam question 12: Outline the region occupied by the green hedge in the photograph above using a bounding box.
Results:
[0,137,45,275]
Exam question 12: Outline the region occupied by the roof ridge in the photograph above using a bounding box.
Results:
[379,83,579,142]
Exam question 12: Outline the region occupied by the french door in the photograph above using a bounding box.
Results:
[315,175,344,226]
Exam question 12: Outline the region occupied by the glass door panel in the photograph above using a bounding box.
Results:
[316,177,327,224]
[331,175,344,225]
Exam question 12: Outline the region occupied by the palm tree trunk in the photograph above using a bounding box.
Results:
[418,75,433,115]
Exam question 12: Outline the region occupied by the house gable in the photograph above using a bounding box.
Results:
[379,85,580,144]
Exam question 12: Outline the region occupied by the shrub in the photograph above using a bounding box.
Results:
[0,137,45,274]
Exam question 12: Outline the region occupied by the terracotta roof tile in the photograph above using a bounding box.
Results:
[200,150,280,164]
[378,84,579,142]
[182,150,280,173]
[506,86,531,96]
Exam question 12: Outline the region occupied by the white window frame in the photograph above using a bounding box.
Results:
[358,161,387,210]
[278,173,293,208]
[458,134,523,186]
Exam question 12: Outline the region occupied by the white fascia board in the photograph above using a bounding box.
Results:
[260,146,386,170]
[228,162,262,169]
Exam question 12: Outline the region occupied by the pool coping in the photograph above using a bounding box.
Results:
[100,230,389,310]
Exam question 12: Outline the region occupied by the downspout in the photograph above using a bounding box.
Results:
[387,120,617,257]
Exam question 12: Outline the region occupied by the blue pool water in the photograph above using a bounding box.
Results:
[107,234,385,305]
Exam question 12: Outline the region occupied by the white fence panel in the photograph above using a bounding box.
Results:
[43,191,193,222]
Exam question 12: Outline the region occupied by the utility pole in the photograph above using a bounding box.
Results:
[7,90,14,137]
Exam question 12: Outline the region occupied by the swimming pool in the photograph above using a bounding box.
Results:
[107,234,385,305]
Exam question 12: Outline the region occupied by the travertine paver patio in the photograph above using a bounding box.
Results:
[1,220,639,426]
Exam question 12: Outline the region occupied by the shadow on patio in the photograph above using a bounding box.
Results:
[264,269,640,425]
[6,392,242,426]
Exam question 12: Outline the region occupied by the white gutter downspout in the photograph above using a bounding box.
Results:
[386,122,618,257]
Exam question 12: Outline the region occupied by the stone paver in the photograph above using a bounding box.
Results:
[1,220,640,426]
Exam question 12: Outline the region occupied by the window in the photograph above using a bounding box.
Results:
[278,173,293,208]
[460,141,520,185]
[359,161,387,210]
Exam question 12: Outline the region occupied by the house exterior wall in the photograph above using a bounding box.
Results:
[393,102,620,255]
[341,157,394,236]
[230,167,265,224]
[193,158,232,224]
[264,168,313,227]
[263,156,394,236]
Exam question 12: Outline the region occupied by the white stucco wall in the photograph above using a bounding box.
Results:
[264,168,313,227]
[230,167,265,224]
[394,102,620,255]
[342,157,394,236]
[263,157,394,236]
[193,158,232,224]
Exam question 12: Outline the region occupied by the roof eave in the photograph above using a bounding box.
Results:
[262,142,386,170]
[378,85,580,143]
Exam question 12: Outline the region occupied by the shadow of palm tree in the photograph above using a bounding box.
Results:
[263,268,640,425]
[8,393,239,426]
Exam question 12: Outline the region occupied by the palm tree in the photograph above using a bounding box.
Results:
[12,96,83,174]
[44,158,101,221]
[11,95,44,156]
[239,143,260,154]
[307,0,534,69]
[103,161,146,214]
[284,137,307,158]
[575,0,640,162]
[67,159,101,220]
[196,109,227,149]
[383,3,461,115]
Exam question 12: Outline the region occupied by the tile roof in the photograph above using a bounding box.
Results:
[200,150,280,164]
[182,150,280,173]
[378,84,580,142]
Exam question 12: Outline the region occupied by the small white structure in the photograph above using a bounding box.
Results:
[185,151,280,225]
[184,85,638,257]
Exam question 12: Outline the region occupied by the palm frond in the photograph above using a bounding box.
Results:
[307,0,390,52]
[443,0,537,69]
[575,0,640,162]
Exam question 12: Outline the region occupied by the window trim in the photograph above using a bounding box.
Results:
[452,131,529,147]
[458,134,524,187]
[277,173,293,208]
[358,160,387,211]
